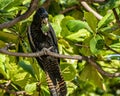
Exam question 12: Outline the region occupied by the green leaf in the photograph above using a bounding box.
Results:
[0,54,8,79]
[0,31,18,43]
[0,40,5,48]
[79,37,92,56]
[51,14,64,36]
[90,35,104,54]
[84,12,98,32]
[41,23,49,33]
[59,39,71,48]
[40,86,50,96]
[0,0,12,10]
[66,29,90,42]
[25,83,37,95]
[80,64,103,89]
[61,16,75,37]
[66,20,91,32]
[98,12,113,29]
[60,63,76,81]
[3,0,24,11]
[18,61,35,78]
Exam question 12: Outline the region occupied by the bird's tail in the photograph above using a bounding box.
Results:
[45,70,67,96]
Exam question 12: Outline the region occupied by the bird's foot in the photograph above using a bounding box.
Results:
[48,46,53,50]
[42,46,53,55]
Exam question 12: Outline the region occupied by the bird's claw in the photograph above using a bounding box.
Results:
[42,46,53,55]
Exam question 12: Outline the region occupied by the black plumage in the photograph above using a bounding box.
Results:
[28,7,67,96]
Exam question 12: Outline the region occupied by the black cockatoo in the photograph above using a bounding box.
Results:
[27,7,67,96]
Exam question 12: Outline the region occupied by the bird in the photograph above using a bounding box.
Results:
[27,7,67,96]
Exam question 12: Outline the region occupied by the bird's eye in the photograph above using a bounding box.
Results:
[40,14,48,19]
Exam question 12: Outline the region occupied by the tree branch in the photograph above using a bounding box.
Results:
[86,57,120,77]
[0,47,84,60]
[59,5,78,14]
[0,46,120,78]
[0,80,27,95]
[80,1,103,20]
[0,0,39,30]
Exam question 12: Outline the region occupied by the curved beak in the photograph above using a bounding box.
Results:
[42,18,48,25]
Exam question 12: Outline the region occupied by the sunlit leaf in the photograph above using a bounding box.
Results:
[40,85,50,96]
[25,83,37,95]
[98,12,113,29]
[66,20,91,32]
[51,14,64,36]
[0,54,8,79]
[0,0,12,10]
[60,63,76,81]
[59,38,71,48]
[66,29,90,42]
[61,16,74,37]
[3,0,25,11]
[84,12,98,32]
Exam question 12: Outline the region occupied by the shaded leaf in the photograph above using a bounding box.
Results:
[0,31,18,43]
[80,64,104,89]
[0,40,5,48]
[90,35,104,54]
[79,37,92,56]
[102,0,120,10]
[18,61,35,78]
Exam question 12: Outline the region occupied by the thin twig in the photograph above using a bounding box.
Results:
[80,1,103,20]
[87,57,120,77]
[60,5,78,14]
[105,44,120,54]
[93,0,106,3]
[112,8,120,26]
[0,0,39,30]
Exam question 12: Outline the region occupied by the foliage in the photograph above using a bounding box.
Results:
[0,0,120,96]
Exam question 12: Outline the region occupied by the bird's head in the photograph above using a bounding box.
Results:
[33,7,49,35]
[34,7,49,25]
